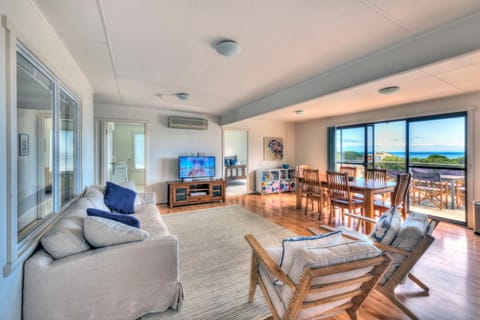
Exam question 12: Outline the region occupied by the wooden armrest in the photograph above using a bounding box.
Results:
[244,234,297,289]
[344,212,377,224]
[309,226,365,242]
[375,242,410,256]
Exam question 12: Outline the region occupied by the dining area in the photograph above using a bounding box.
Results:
[295,165,408,233]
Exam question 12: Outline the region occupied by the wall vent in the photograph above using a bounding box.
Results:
[168,116,208,130]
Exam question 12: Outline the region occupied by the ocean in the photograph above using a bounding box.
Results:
[388,152,464,159]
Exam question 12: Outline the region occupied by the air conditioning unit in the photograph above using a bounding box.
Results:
[168,116,208,130]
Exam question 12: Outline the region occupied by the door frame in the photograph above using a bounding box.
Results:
[222,128,249,194]
[95,118,148,190]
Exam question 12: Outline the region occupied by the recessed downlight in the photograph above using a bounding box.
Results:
[215,40,242,57]
[378,86,400,94]
[155,93,165,99]
[176,92,191,100]
[295,110,305,116]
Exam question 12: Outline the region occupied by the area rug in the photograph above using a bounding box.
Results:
[142,205,295,320]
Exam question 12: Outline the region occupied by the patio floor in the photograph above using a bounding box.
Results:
[410,201,465,223]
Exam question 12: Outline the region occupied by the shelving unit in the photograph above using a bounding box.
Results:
[255,169,296,194]
[167,179,226,208]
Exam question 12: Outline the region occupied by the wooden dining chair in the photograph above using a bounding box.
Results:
[365,168,387,182]
[303,169,327,219]
[374,173,411,219]
[326,171,364,227]
[296,164,311,206]
[340,166,357,179]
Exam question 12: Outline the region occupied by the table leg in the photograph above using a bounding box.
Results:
[364,191,374,234]
[296,177,302,209]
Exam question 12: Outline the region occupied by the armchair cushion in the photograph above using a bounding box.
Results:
[370,206,402,245]
[279,231,342,274]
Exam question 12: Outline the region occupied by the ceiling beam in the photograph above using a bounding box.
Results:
[220,12,480,125]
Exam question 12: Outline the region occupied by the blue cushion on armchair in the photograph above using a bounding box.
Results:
[104,181,137,214]
[87,208,140,228]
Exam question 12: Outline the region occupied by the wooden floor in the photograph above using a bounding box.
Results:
[159,193,480,320]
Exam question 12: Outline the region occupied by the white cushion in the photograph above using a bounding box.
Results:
[370,206,402,245]
[41,220,90,259]
[83,186,110,211]
[380,212,429,284]
[83,216,149,248]
[279,231,343,274]
[121,181,144,207]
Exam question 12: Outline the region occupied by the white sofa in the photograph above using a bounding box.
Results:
[23,186,184,320]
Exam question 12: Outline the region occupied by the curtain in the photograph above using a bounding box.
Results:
[327,126,336,171]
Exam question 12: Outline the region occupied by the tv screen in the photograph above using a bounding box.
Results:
[178,156,215,179]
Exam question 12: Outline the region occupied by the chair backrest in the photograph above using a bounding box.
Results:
[392,173,411,207]
[282,242,392,319]
[411,168,441,182]
[303,168,321,194]
[327,171,351,202]
[296,164,311,178]
[366,168,387,182]
[340,166,357,178]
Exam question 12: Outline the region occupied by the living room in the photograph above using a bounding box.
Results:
[1,1,480,319]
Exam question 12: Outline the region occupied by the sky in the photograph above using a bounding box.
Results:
[338,117,465,153]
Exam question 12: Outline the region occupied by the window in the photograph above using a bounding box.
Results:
[133,133,145,170]
[16,44,81,241]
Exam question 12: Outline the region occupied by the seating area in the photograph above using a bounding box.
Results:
[2,2,480,320]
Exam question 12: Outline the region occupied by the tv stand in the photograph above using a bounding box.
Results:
[167,179,226,208]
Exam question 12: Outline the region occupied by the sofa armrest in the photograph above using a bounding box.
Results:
[138,192,156,205]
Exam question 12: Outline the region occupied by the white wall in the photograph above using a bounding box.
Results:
[95,103,222,203]
[224,130,247,164]
[295,92,480,228]
[224,119,295,193]
[0,1,94,319]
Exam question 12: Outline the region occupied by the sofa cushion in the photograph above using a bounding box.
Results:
[104,181,136,214]
[41,217,90,259]
[279,231,342,274]
[370,206,402,245]
[83,216,149,248]
[87,208,140,228]
[83,186,110,211]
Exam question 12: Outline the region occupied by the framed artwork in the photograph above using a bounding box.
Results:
[19,133,29,156]
[263,137,283,160]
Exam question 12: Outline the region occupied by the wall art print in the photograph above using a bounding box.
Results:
[263,137,283,160]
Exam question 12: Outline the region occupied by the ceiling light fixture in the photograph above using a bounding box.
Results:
[378,86,400,95]
[176,92,191,100]
[215,40,242,57]
[155,93,165,99]
[295,110,305,116]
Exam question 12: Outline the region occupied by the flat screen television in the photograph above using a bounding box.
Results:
[178,156,215,179]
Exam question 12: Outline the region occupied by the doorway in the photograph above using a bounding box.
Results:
[223,130,248,196]
[99,120,146,191]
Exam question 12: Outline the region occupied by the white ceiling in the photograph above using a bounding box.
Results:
[33,0,480,121]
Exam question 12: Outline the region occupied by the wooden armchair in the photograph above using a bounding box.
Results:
[245,234,392,320]
[311,211,440,320]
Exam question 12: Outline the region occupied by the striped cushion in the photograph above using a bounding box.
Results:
[370,206,402,245]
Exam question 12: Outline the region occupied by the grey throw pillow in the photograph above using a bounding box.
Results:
[83,216,149,248]
[41,225,90,259]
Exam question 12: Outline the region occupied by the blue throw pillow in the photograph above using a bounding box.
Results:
[87,208,140,228]
[230,159,238,166]
[224,159,230,166]
[104,181,137,214]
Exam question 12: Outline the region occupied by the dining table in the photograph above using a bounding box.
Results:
[295,175,396,233]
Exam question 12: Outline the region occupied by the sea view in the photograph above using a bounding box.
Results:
[388,151,464,159]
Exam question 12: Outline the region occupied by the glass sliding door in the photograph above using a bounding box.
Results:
[408,114,466,223]
[333,112,466,224]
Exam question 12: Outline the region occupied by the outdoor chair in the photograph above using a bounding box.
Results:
[310,209,440,320]
[410,170,448,210]
[245,233,392,320]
